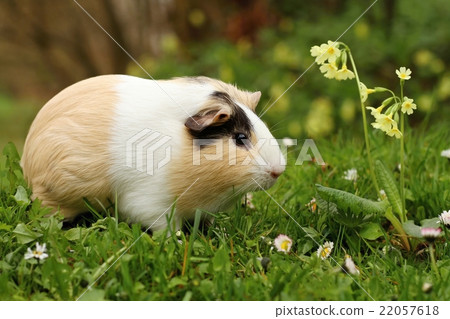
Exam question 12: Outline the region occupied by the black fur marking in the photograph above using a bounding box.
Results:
[187,91,253,144]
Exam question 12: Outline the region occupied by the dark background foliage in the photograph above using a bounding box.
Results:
[0,0,448,148]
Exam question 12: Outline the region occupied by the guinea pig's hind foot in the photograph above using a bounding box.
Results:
[60,210,97,229]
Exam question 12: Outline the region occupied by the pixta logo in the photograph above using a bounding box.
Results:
[125,129,172,175]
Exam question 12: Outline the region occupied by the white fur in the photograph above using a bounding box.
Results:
[241,105,287,182]
[109,76,215,229]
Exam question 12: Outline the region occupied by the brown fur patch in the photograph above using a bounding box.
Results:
[21,75,118,218]
[168,129,254,219]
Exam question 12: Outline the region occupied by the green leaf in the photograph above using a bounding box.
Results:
[0,260,13,271]
[421,217,440,228]
[301,227,321,240]
[13,185,30,205]
[301,240,314,255]
[0,223,13,231]
[212,247,230,273]
[402,220,422,238]
[316,184,389,216]
[359,222,383,240]
[3,142,23,192]
[315,194,338,214]
[64,228,88,241]
[168,277,188,289]
[2,142,20,163]
[375,160,402,218]
[12,223,42,244]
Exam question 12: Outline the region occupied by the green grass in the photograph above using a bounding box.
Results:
[0,94,38,152]
[0,120,449,301]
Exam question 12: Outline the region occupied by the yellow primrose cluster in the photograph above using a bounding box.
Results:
[310,41,355,80]
[365,67,417,139]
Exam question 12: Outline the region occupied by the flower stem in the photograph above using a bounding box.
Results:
[384,207,410,251]
[400,81,406,222]
[429,243,440,279]
[347,48,380,193]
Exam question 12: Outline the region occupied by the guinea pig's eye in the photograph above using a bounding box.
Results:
[234,133,248,147]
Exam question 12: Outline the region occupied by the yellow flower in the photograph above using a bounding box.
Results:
[319,62,338,79]
[310,45,323,61]
[311,41,341,64]
[335,65,355,81]
[359,82,368,102]
[396,67,412,80]
[386,122,402,139]
[366,106,384,119]
[371,121,383,131]
[359,82,375,103]
[401,96,417,115]
[322,41,341,63]
[373,113,395,132]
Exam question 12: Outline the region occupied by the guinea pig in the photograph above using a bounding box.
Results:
[21,75,286,231]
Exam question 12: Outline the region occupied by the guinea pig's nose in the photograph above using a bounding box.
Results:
[270,167,285,179]
[270,171,282,179]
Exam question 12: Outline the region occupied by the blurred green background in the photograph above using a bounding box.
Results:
[0,0,449,152]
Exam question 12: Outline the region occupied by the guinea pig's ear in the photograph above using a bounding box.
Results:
[249,91,261,111]
[185,106,231,132]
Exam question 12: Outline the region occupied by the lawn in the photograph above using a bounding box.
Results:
[0,117,448,301]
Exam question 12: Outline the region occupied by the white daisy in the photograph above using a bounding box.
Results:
[243,193,255,209]
[437,210,450,227]
[420,227,441,242]
[378,189,387,201]
[441,149,450,159]
[273,234,293,253]
[317,241,334,260]
[306,198,317,213]
[343,254,360,275]
[24,242,49,261]
[282,137,296,147]
[422,282,433,293]
[343,168,358,181]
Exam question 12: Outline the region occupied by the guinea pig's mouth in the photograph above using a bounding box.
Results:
[250,169,283,191]
[267,165,285,179]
